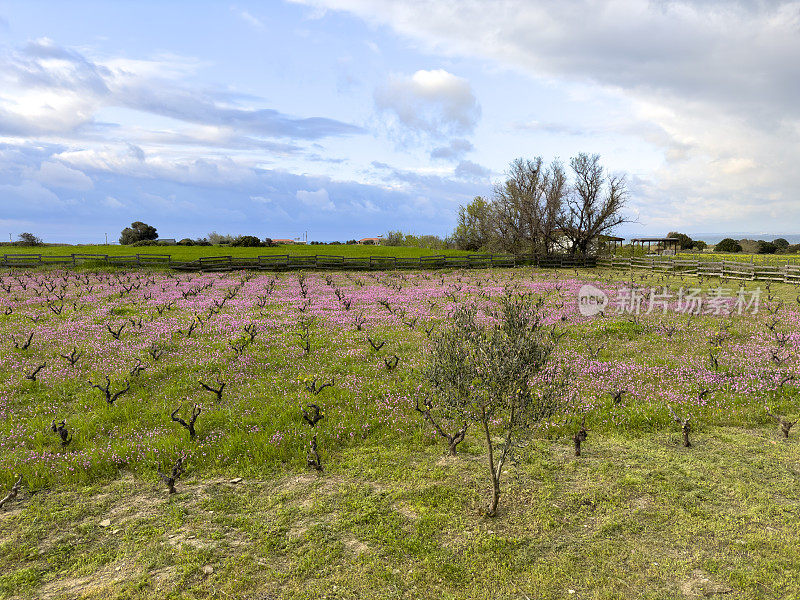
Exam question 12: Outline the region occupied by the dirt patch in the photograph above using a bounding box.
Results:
[279,472,345,499]
[0,500,25,519]
[341,533,370,556]
[396,503,419,521]
[435,454,461,466]
[104,485,166,523]
[679,569,733,598]
[148,566,179,589]
[287,511,338,540]
[287,517,311,539]
[631,495,657,511]
[37,564,147,600]
[165,531,217,550]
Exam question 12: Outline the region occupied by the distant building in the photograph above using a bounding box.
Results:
[272,239,296,245]
[159,238,177,245]
[358,237,382,245]
[551,230,624,254]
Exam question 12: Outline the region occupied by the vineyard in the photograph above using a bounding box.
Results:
[1,266,799,599]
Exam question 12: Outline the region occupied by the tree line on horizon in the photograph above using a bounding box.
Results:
[4,155,798,255]
[5,222,798,257]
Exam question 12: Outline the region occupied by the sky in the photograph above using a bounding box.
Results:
[0,0,798,243]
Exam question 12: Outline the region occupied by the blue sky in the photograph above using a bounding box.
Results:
[1,1,798,243]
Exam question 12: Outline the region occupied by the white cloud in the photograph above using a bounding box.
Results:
[0,137,479,241]
[0,180,62,208]
[232,7,266,30]
[103,196,124,208]
[54,144,259,187]
[0,38,363,141]
[294,0,800,231]
[454,160,491,181]
[296,187,335,210]
[430,138,473,160]
[374,69,480,138]
[399,195,437,218]
[33,161,93,191]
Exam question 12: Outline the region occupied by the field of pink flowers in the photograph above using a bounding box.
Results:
[1,266,797,491]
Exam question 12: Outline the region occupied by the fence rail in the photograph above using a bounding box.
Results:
[596,256,800,283]
[0,252,606,272]
[6,252,800,280]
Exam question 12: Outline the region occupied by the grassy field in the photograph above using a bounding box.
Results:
[1,244,472,262]
[7,244,799,267]
[679,251,800,265]
[1,266,799,598]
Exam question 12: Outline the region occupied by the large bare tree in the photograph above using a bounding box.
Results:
[540,159,567,254]
[559,153,629,255]
[492,157,543,254]
[491,157,567,255]
[453,153,628,255]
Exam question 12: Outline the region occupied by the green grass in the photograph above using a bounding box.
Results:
[2,244,472,261]
[1,266,799,598]
[613,249,800,266]
[2,430,798,599]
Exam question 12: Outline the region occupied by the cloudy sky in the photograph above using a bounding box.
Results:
[0,1,798,243]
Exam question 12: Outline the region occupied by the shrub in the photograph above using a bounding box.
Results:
[232,235,262,247]
[737,239,759,254]
[17,233,42,246]
[131,240,159,247]
[177,238,195,246]
[666,231,694,250]
[757,240,778,254]
[774,238,790,249]
[119,222,158,245]
[714,238,742,253]
[381,230,404,246]
[207,231,234,245]
[411,234,449,250]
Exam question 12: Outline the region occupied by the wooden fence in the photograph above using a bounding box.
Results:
[7,252,800,281]
[0,252,604,272]
[597,256,800,283]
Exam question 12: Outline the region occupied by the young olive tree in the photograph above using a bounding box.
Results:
[424,293,564,516]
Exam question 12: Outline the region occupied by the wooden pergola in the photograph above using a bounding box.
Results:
[597,235,625,255]
[631,237,680,256]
